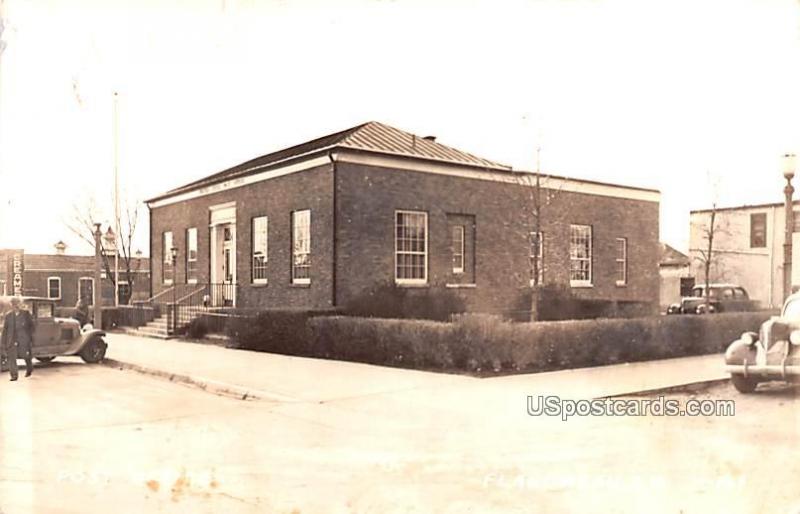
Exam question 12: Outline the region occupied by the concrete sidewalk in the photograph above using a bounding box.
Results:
[103,331,730,403]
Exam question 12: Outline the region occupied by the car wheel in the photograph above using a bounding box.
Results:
[731,374,758,393]
[80,338,107,364]
[35,356,55,363]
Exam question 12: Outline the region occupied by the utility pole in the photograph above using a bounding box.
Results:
[113,91,120,306]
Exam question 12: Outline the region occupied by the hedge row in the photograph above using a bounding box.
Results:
[225,310,775,374]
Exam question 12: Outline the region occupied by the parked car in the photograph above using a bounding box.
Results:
[667,283,758,314]
[725,292,800,393]
[0,296,107,371]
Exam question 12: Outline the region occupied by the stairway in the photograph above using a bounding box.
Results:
[124,306,207,339]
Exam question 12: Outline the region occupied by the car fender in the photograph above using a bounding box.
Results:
[64,329,107,355]
[725,338,757,366]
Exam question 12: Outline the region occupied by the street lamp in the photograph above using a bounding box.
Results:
[783,153,796,301]
[170,246,178,334]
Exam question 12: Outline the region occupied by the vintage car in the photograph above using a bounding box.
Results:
[0,296,107,371]
[667,283,758,315]
[725,292,800,393]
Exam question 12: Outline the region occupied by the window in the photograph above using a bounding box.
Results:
[162,231,174,284]
[569,224,592,286]
[37,303,54,319]
[530,231,544,286]
[395,211,428,284]
[186,228,198,283]
[750,213,766,248]
[47,277,61,300]
[79,277,94,305]
[615,238,627,286]
[452,225,465,274]
[252,216,268,283]
[118,281,131,304]
[291,210,311,284]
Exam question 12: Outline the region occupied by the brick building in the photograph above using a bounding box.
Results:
[0,246,150,306]
[146,122,661,317]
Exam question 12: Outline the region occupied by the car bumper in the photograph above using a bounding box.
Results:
[725,363,800,379]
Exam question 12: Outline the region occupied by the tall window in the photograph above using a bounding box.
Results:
[395,210,428,284]
[615,238,627,286]
[569,224,592,286]
[292,210,311,284]
[530,231,544,285]
[186,228,198,283]
[750,213,766,248]
[452,225,465,274]
[79,277,94,305]
[47,277,61,299]
[252,216,268,283]
[162,231,174,284]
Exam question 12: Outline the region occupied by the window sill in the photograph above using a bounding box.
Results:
[251,280,269,287]
[395,281,429,288]
[187,279,198,285]
[290,282,311,288]
[446,283,476,289]
[616,282,627,287]
[570,281,593,288]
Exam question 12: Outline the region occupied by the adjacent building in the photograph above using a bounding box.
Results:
[659,243,693,311]
[146,121,661,317]
[689,201,800,309]
[0,244,150,306]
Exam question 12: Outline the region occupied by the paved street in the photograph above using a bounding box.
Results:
[0,344,797,514]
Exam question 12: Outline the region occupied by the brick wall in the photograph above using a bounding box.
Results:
[149,158,659,315]
[149,162,335,310]
[335,162,660,315]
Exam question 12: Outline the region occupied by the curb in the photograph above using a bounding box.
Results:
[101,358,299,403]
[599,378,729,398]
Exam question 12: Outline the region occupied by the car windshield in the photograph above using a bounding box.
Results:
[783,299,800,320]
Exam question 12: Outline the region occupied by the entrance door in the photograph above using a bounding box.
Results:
[210,221,236,307]
[222,227,236,306]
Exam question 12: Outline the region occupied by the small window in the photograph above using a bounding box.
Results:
[252,216,268,283]
[734,287,748,299]
[37,303,54,319]
[529,231,544,286]
[47,277,61,300]
[569,225,592,286]
[79,277,94,306]
[186,228,198,283]
[291,210,311,284]
[395,210,428,284]
[615,238,627,286]
[118,281,131,304]
[452,225,465,274]
[750,213,766,248]
[162,231,174,284]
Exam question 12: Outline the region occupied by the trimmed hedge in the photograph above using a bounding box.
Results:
[226,310,775,374]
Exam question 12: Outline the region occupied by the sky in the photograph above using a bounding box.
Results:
[0,0,799,256]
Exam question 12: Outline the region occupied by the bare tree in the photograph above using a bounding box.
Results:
[65,195,144,305]
[693,204,718,313]
[515,146,562,321]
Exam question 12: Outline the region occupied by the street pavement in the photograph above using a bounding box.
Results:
[2,333,784,514]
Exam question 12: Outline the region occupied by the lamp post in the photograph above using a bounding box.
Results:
[783,153,797,301]
[103,227,119,306]
[93,223,103,330]
[170,246,178,334]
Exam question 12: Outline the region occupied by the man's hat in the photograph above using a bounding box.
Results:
[9,296,21,305]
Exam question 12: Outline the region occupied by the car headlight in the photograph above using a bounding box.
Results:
[741,331,758,346]
[790,331,800,346]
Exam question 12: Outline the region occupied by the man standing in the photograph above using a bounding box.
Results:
[1,296,35,381]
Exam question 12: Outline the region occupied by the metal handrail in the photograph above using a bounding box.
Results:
[175,286,207,305]
[147,286,176,304]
